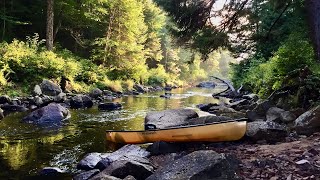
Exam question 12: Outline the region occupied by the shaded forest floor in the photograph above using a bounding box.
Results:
[150,134,320,180]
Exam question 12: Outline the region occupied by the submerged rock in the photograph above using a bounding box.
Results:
[98,102,122,111]
[39,167,63,176]
[294,105,320,135]
[146,150,239,180]
[145,109,198,129]
[22,103,70,125]
[196,81,216,88]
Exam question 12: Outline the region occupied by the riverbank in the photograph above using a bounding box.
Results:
[67,85,320,180]
[0,79,184,121]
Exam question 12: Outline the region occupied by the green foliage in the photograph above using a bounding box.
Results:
[231,30,316,97]
[147,65,169,86]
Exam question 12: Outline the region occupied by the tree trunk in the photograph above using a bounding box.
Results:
[46,0,54,51]
[306,0,320,61]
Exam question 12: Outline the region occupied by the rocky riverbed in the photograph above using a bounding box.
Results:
[2,79,320,179]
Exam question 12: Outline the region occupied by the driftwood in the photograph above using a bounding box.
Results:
[210,76,242,98]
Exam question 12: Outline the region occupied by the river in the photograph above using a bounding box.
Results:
[0,87,224,179]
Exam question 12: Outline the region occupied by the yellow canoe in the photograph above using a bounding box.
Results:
[106,121,247,144]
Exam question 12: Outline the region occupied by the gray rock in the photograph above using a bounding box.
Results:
[209,106,245,119]
[134,84,147,93]
[146,150,239,180]
[294,105,320,135]
[54,92,67,103]
[98,103,122,111]
[94,156,154,180]
[73,169,100,180]
[33,85,42,96]
[89,174,121,180]
[266,107,285,122]
[95,145,150,171]
[77,153,110,170]
[39,167,63,176]
[145,109,198,129]
[246,121,287,142]
[70,95,93,109]
[90,88,103,98]
[186,115,232,126]
[33,96,43,106]
[246,110,264,122]
[280,111,296,123]
[0,95,11,104]
[22,103,70,125]
[123,175,136,180]
[196,81,216,88]
[197,103,217,112]
[42,95,54,104]
[146,141,181,155]
[0,104,28,112]
[40,80,62,96]
[0,108,4,119]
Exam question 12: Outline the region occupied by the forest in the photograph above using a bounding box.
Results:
[0,0,235,96]
[0,0,320,105]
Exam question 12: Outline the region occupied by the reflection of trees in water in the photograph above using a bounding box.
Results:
[0,88,223,178]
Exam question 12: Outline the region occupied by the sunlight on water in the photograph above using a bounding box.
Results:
[0,87,223,178]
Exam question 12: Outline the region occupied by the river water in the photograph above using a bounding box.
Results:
[0,87,224,179]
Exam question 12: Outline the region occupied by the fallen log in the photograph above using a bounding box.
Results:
[210,76,242,98]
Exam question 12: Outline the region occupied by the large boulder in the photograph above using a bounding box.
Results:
[93,156,154,180]
[22,103,70,125]
[70,95,93,109]
[90,88,103,98]
[40,80,62,96]
[294,105,320,135]
[145,109,198,129]
[146,150,239,180]
[246,121,287,142]
[96,145,150,170]
[0,95,11,104]
[98,102,122,111]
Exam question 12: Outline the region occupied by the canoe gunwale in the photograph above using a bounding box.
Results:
[106,118,248,132]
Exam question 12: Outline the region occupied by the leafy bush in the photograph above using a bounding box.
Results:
[147,65,169,86]
[231,31,316,98]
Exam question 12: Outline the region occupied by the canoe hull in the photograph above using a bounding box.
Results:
[106,121,247,144]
